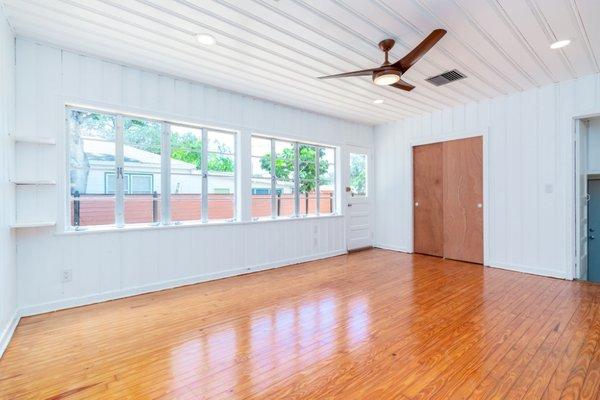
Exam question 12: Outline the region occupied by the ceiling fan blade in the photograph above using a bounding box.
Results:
[393,29,447,72]
[391,79,415,91]
[317,68,379,79]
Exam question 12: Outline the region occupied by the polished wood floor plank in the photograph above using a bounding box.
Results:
[1,249,600,399]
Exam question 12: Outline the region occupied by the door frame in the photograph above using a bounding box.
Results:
[407,129,490,266]
[344,144,374,251]
[570,110,600,280]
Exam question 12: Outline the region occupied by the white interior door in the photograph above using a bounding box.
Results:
[345,145,372,251]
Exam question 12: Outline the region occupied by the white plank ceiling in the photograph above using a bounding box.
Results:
[2,0,599,125]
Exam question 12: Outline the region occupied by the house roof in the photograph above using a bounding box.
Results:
[83,137,198,171]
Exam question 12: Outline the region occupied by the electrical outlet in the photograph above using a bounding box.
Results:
[60,269,73,283]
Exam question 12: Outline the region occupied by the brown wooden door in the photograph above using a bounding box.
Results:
[442,136,483,264]
[413,143,444,257]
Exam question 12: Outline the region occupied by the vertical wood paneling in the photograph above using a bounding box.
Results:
[14,38,371,315]
[374,72,600,279]
[0,9,17,356]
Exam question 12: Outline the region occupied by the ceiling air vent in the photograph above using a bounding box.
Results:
[425,69,466,86]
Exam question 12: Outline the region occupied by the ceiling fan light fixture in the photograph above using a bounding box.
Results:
[550,39,570,49]
[373,72,400,86]
[196,33,216,46]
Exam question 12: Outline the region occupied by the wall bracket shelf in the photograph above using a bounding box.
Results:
[10,221,56,229]
[12,136,56,145]
[10,179,56,185]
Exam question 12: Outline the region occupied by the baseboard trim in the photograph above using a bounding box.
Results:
[487,260,570,280]
[374,244,411,253]
[19,249,348,317]
[373,246,569,280]
[0,310,20,358]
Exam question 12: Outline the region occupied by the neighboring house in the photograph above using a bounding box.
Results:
[77,137,289,195]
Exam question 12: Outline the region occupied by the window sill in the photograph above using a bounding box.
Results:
[58,214,343,235]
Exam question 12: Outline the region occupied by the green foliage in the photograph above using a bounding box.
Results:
[171,131,203,169]
[207,153,234,172]
[77,115,235,173]
[349,153,366,195]
[70,110,116,140]
[259,145,328,193]
[124,119,162,155]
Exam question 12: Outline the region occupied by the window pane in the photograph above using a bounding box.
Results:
[68,109,116,227]
[207,131,235,221]
[300,178,316,213]
[207,153,234,174]
[298,144,317,182]
[319,147,335,213]
[349,153,367,196]
[319,189,335,214]
[207,131,234,153]
[207,176,235,220]
[273,140,295,182]
[275,183,295,217]
[251,137,271,157]
[320,147,335,164]
[251,175,272,219]
[170,125,202,222]
[123,118,162,224]
[319,163,335,186]
[251,156,271,178]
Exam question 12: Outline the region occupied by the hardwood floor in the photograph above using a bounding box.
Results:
[1,249,600,399]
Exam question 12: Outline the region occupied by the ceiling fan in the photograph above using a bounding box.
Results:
[318,29,447,91]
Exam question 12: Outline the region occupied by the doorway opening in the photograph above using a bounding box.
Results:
[575,116,600,282]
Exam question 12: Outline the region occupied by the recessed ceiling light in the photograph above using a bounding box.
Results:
[373,99,384,104]
[550,39,570,49]
[196,33,216,46]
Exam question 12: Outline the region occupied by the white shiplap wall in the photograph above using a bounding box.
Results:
[0,9,17,356]
[15,38,372,316]
[374,73,600,279]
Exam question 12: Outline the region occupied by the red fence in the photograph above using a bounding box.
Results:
[72,192,334,226]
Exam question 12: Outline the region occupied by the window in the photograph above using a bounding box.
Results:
[206,131,236,220]
[68,109,116,227]
[170,125,203,222]
[349,153,367,196]
[67,107,237,229]
[251,135,336,219]
[104,173,153,194]
[251,137,272,219]
[67,107,337,230]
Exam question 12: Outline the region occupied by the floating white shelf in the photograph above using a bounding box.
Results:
[13,136,56,145]
[10,221,56,229]
[10,179,56,185]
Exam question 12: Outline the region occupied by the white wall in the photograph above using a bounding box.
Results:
[0,9,17,356]
[374,73,600,279]
[15,38,373,316]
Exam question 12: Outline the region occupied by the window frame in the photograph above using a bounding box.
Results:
[251,134,337,220]
[66,106,237,230]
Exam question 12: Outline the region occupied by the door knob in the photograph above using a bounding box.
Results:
[415,202,419,207]
[347,204,352,207]
[477,203,483,208]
